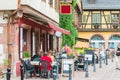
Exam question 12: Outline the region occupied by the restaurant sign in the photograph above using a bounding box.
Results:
[60,4,72,14]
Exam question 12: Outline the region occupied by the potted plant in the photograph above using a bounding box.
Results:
[3,59,9,70]
[67,53,75,59]
[23,51,30,60]
[93,23,100,29]
[112,24,118,29]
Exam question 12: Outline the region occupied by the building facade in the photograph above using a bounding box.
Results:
[0,0,71,76]
[77,0,120,50]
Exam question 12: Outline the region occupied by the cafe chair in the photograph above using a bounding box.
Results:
[39,60,51,80]
[21,60,35,79]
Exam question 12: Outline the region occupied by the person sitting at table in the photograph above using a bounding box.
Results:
[48,50,54,63]
[31,50,43,61]
[40,52,52,70]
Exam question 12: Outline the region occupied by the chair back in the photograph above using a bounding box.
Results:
[21,60,34,71]
[40,60,51,71]
[21,60,28,71]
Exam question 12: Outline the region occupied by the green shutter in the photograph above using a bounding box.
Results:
[107,15,111,23]
[82,15,86,23]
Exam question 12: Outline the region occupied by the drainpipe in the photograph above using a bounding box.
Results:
[7,16,11,68]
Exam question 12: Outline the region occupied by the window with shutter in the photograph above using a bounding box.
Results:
[55,0,59,12]
[82,15,87,24]
[42,0,46,2]
[49,0,53,7]
[92,13,101,24]
[107,15,111,23]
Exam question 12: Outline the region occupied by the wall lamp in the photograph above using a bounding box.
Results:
[3,11,9,20]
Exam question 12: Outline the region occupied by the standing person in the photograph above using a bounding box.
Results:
[99,48,105,63]
[115,43,120,70]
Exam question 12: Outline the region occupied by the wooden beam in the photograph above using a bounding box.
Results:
[84,11,90,29]
[103,11,109,29]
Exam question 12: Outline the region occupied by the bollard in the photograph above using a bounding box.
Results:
[6,68,11,80]
[20,64,24,80]
[93,54,96,72]
[111,57,113,62]
[53,66,57,80]
[56,61,59,79]
[69,64,72,80]
[111,53,114,62]
[105,52,108,65]
[99,54,102,68]
[85,58,88,77]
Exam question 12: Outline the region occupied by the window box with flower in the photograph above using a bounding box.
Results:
[93,23,100,29]
[112,23,119,29]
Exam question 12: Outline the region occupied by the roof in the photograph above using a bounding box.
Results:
[82,0,120,10]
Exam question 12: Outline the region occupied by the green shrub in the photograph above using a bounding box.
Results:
[23,51,30,58]
[4,59,9,66]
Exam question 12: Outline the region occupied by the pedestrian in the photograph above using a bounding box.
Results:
[99,48,105,63]
[115,43,120,70]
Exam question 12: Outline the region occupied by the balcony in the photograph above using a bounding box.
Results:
[80,23,120,32]
[0,0,18,10]
[21,0,59,23]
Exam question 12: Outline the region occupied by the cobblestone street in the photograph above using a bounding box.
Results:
[3,59,120,80]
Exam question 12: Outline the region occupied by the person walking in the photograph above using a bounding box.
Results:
[115,43,120,70]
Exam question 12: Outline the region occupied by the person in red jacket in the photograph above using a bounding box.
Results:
[40,52,52,71]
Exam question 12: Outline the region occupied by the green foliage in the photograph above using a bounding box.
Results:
[60,1,78,48]
[23,51,30,58]
[4,59,9,65]
[72,0,77,7]
[74,48,85,54]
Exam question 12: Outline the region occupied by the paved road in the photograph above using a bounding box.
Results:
[1,59,120,80]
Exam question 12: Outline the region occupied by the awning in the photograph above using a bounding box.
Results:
[76,37,89,42]
[48,23,70,35]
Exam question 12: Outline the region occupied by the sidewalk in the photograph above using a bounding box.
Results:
[1,59,120,80]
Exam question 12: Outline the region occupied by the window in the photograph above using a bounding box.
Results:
[111,14,119,24]
[55,0,59,11]
[42,0,46,2]
[106,15,111,23]
[92,13,101,24]
[49,0,53,7]
[90,35,104,48]
[82,15,87,24]
[108,35,120,49]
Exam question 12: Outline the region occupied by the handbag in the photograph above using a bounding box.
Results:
[116,52,120,56]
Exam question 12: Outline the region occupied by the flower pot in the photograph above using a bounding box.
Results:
[113,25,118,29]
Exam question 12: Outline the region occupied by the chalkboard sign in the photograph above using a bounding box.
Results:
[61,59,74,76]
[84,50,94,64]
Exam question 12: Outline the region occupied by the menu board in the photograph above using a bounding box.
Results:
[61,59,74,76]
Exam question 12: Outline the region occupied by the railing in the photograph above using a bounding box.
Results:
[79,23,120,31]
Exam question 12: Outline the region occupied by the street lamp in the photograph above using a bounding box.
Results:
[106,49,109,65]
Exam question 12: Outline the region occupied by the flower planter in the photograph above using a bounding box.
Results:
[113,25,118,29]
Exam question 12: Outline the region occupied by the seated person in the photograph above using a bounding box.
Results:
[48,50,54,63]
[31,51,43,61]
[40,52,52,71]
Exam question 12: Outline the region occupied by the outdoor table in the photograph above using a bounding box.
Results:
[30,61,40,77]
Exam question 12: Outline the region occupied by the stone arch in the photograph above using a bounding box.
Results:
[108,34,120,49]
[90,34,105,49]
[90,34,105,41]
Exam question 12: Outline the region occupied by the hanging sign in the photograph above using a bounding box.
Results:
[60,4,72,14]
